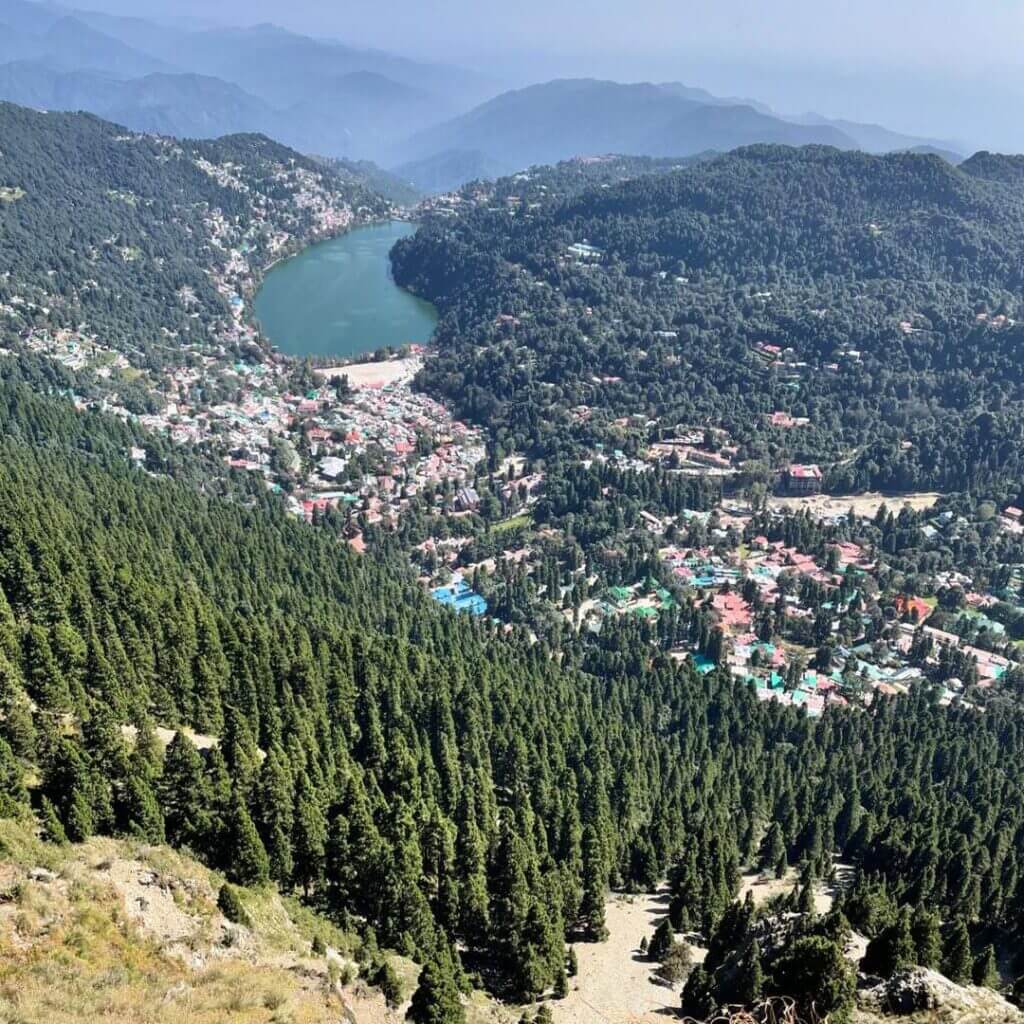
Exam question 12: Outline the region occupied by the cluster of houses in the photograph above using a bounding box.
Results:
[129,347,486,535]
[16,327,133,378]
[557,498,1024,715]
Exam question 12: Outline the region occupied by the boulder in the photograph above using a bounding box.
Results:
[858,967,1023,1023]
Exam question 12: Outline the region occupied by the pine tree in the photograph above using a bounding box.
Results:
[217,882,252,927]
[943,918,972,984]
[39,795,68,844]
[377,959,405,1010]
[579,825,607,940]
[735,940,764,1005]
[226,791,270,886]
[490,818,532,974]
[159,732,214,851]
[120,769,165,843]
[863,907,915,979]
[554,967,568,999]
[798,881,815,915]
[649,918,674,961]
[681,965,716,1019]
[910,904,942,970]
[407,949,464,1024]
[0,737,28,818]
[257,745,294,885]
[972,944,998,989]
[292,770,327,895]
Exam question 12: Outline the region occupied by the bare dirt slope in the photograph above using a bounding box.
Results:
[553,889,699,1024]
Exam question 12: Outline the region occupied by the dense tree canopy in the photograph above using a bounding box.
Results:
[394,146,1024,493]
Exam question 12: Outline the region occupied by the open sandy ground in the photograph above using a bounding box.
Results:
[552,889,694,1024]
[316,357,418,389]
[768,491,941,520]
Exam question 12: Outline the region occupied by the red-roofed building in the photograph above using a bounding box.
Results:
[711,592,753,630]
[785,464,823,495]
[895,595,932,623]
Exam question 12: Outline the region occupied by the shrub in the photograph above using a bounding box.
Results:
[217,883,251,928]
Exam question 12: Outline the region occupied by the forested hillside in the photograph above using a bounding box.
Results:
[394,146,1024,493]
[0,371,1019,1018]
[0,102,387,369]
[3,104,1024,1022]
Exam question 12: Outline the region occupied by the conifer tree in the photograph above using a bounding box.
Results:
[972,944,998,989]
[649,918,674,961]
[863,907,915,978]
[292,770,327,895]
[257,745,295,885]
[0,737,29,818]
[226,790,270,886]
[681,965,716,1019]
[39,795,68,844]
[735,940,764,1005]
[120,769,165,844]
[159,732,214,852]
[943,918,972,984]
[910,904,942,969]
[553,967,568,999]
[407,949,464,1024]
[579,825,607,940]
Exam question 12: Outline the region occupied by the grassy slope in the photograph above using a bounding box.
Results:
[0,820,386,1023]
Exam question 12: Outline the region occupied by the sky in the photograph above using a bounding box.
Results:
[75,0,1024,151]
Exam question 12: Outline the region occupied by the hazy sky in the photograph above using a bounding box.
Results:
[82,0,1024,150]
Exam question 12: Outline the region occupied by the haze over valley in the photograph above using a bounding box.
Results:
[0,0,972,192]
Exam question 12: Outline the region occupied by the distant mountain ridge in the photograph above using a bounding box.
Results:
[0,0,493,162]
[390,78,961,191]
[0,0,966,193]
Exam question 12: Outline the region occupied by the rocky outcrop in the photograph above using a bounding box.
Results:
[856,967,1023,1024]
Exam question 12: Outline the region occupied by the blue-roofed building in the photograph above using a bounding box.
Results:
[431,580,488,616]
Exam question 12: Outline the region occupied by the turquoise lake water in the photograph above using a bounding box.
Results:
[253,220,437,358]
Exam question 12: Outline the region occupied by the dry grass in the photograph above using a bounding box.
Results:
[0,820,363,1023]
[0,877,339,1023]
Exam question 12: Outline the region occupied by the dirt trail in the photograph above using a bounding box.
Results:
[554,889,689,1024]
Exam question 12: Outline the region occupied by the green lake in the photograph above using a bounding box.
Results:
[253,220,437,358]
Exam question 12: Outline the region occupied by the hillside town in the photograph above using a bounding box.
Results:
[6,139,1024,724]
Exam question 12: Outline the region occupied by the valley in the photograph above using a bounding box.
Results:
[1,9,1024,1018]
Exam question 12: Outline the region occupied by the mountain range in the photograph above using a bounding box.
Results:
[0,0,962,193]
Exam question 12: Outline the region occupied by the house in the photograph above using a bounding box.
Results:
[567,242,604,261]
[895,595,932,623]
[318,456,347,480]
[770,411,810,429]
[711,592,753,630]
[785,464,823,495]
[456,486,480,512]
[639,510,665,534]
